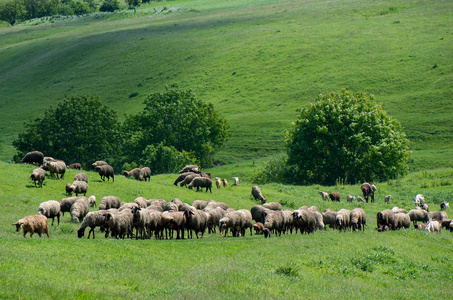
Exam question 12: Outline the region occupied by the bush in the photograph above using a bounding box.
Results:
[99,0,120,12]
[140,142,196,175]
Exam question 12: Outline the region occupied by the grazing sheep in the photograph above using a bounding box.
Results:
[171,198,183,207]
[123,168,141,180]
[139,167,151,181]
[335,209,351,232]
[131,206,155,239]
[180,173,201,187]
[95,165,114,182]
[73,172,88,183]
[357,196,365,203]
[204,207,226,234]
[414,224,426,230]
[119,202,140,211]
[30,168,46,188]
[232,177,239,186]
[251,186,266,204]
[282,210,295,234]
[346,194,355,203]
[408,208,430,227]
[133,197,148,209]
[377,210,395,230]
[237,209,253,236]
[67,181,88,196]
[68,163,82,170]
[161,211,185,239]
[188,177,212,193]
[77,209,117,239]
[179,165,201,174]
[440,202,449,211]
[263,210,285,236]
[253,222,264,234]
[393,213,410,230]
[38,200,61,226]
[221,178,228,187]
[428,211,448,222]
[361,182,377,203]
[91,160,108,169]
[414,194,425,207]
[13,215,49,238]
[322,210,337,230]
[251,205,269,224]
[183,209,207,239]
[215,177,221,189]
[263,228,271,238]
[163,202,179,212]
[329,192,340,202]
[425,220,441,233]
[99,196,121,210]
[319,191,329,201]
[350,208,366,231]
[201,172,212,179]
[70,198,90,222]
[204,200,229,211]
[391,207,407,214]
[293,209,323,234]
[192,200,208,210]
[263,202,282,211]
[219,211,241,237]
[377,225,390,232]
[20,151,44,165]
[385,195,391,204]
[60,196,87,216]
[440,219,453,231]
[88,195,96,207]
[422,203,430,211]
[173,172,197,186]
[104,209,134,239]
[45,160,66,179]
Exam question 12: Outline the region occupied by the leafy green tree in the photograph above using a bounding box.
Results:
[125,0,140,9]
[140,142,195,174]
[285,90,411,185]
[123,88,230,167]
[99,0,120,12]
[13,96,122,168]
[0,0,25,25]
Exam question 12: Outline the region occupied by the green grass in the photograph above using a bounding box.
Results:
[0,0,452,171]
[1,161,453,298]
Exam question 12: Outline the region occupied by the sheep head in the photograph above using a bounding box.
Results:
[13,220,24,232]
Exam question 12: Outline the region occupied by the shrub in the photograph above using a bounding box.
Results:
[99,0,120,12]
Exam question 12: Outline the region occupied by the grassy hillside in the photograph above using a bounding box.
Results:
[0,0,452,171]
[1,161,453,298]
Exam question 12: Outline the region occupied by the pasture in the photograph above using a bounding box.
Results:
[1,161,452,298]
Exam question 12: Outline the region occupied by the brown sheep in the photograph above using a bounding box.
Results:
[30,168,46,188]
[68,163,82,170]
[361,182,377,203]
[123,168,141,180]
[20,151,44,165]
[139,167,151,182]
[221,178,228,188]
[96,165,114,182]
[251,186,266,204]
[393,213,410,230]
[188,177,212,193]
[329,192,340,202]
[173,172,197,186]
[13,215,49,238]
[179,165,201,174]
[350,208,366,231]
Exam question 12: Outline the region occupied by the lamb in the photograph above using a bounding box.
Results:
[428,211,448,222]
[99,196,121,210]
[414,194,425,207]
[232,177,239,186]
[192,200,208,210]
[263,210,285,236]
[161,211,185,239]
[179,165,201,174]
[319,191,329,201]
[88,195,96,207]
[263,228,272,238]
[346,195,355,203]
[95,165,114,182]
[251,186,266,204]
[91,160,108,169]
[408,208,429,226]
[183,209,208,239]
[123,168,141,180]
[215,177,221,189]
[385,195,391,204]
[393,213,410,230]
[60,196,87,216]
[361,182,377,203]
[133,197,148,209]
[68,163,82,170]
[253,222,264,234]
[188,177,212,193]
[38,200,61,226]
[73,172,88,183]
[377,210,395,230]
[30,168,46,188]
[139,167,151,181]
[335,209,351,232]
[322,210,337,230]
[77,209,118,239]
[70,198,90,222]
[440,202,449,211]
[13,215,49,238]
[104,209,134,239]
[263,202,282,211]
[221,178,228,187]
[329,192,340,202]
[180,173,201,187]
[67,181,88,196]
[20,151,44,165]
[414,223,426,230]
[45,160,66,179]
[425,219,441,233]
[350,208,366,231]
[204,207,226,234]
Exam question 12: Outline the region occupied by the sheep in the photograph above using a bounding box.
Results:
[385,195,391,204]
[20,151,44,165]
[188,177,212,193]
[392,213,411,230]
[329,192,340,202]
[174,172,195,185]
[251,205,269,224]
[428,211,448,222]
[45,160,66,179]
[232,177,239,186]
[30,168,46,187]
[73,172,88,183]
[391,207,407,214]
[171,198,183,207]
[38,200,61,226]
[215,177,221,189]
[68,163,82,170]
[163,202,179,212]
[263,228,272,238]
[251,186,266,204]
[201,172,212,179]
[161,211,185,239]
[123,168,141,180]
[425,220,441,233]
[322,210,337,230]
[361,182,376,203]
[139,167,151,181]
[148,199,167,210]
[422,203,430,211]
[204,200,228,211]
[131,206,156,239]
[319,191,329,201]
[346,195,355,203]
[441,202,450,211]
[441,219,453,231]
[180,173,201,187]
[13,215,49,238]
[293,209,323,234]
[357,196,366,203]
[183,209,207,239]
[377,225,390,232]
[91,160,108,169]
[377,210,395,230]
[237,209,253,236]
[70,198,90,222]
[414,223,426,230]
[350,208,366,231]
[77,209,118,239]
[282,210,295,234]
[133,197,148,209]
[219,212,241,237]
[192,200,208,210]
[204,207,226,234]
[104,209,134,239]
[335,209,351,232]
[60,196,87,216]
[263,202,282,211]
[179,165,201,174]
[88,195,96,207]
[414,194,425,207]
[95,165,114,182]
[119,202,140,211]
[99,196,121,210]
[178,203,196,213]
[221,178,228,187]
[263,210,285,236]
[408,208,430,227]
[67,181,88,196]
[253,222,264,234]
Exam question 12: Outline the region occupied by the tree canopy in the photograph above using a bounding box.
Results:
[13,96,121,168]
[285,90,411,185]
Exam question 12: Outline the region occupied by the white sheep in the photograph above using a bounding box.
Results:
[38,200,61,226]
[68,181,88,196]
[88,195,97,207]
[232,177,239,186]
[414,194,425,207]
[70,199,90,222]
[319,191,329,201]
[425,220,441,233]
[441,202,449,211]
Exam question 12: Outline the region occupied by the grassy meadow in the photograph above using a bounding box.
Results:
[1,162,453,298]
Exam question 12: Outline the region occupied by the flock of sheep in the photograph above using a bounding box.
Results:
[13,151,453,238]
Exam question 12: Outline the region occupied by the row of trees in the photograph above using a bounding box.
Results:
[13,89,230,174]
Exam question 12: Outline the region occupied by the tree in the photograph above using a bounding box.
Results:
[99,0,120,12]
[0,0,25,25]
[140,142,195,175]
[13,96,122,168]
[285,90,411,185]
[123,88,230,167]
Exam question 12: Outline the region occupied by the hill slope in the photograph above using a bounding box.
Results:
[0,0,452,170]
